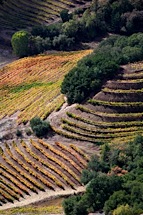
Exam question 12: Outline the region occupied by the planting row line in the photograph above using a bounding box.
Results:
[14,144,64,189]
[88,99,143,107]
[66,112,143,128]
[21,141,75,188]
[61,122,143,139]
[2,147,45,192]
[102,87,143,94]
[38,139,82,172]
[76,105,143,119]
[30,140,80,182]
[62,118,143,134]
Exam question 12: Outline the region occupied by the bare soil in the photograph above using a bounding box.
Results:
[0,55,16,69]
[95,91,143,102]
[0,34,17,69]
[0,186,85,210]
[105,80,143,90]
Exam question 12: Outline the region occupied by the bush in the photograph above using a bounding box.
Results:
[113,204,134,215]
[30,36,52,54]
[60,9,72,22]
[25,128,32,136]
[104,190,128,214]
[122,46,143,63]
[11,30,30,58]
[53,34,75,51]
[31,23,61,39]
[30,117,50,137]
[16,129,22,137]
[63,195,88,215]
[62,19,78,39]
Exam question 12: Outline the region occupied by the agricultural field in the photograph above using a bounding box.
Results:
[50,62,143,145]
[0,139,89,208]
[0,50,91,124]
[0,0,91,28]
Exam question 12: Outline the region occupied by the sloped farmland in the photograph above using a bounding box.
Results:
[50,62,143,145]
[0,139,89,208]
[0,50,92,124]
[0,0,91,28]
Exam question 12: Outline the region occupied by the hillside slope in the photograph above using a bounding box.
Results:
[50,62,143,145]
[0,0,91,29]
[0,139,88,208]
[0,50,91,124]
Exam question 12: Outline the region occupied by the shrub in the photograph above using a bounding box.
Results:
[63,195,88,215]
[25,128,32,136]
[11,30,30,58]
[53,34,75,51]
[16,129,22,137]
[62,19,78,38]
[104,190,128,214]
[31,23,61,39]
[30,117,50,137]
[31,36,52,54]
[122,46,143,63]
[60,9,72,22]
[113,204,134,215]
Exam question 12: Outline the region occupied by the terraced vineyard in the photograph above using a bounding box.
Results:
[0,140,89,206]
[0,50,91,124]
[50,62,143,144]
[0,0,91,28]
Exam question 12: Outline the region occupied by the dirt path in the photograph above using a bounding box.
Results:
[0,186,85,210]
[0,46,17,69]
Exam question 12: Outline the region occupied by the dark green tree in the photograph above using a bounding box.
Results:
[62,195,88,215]
[84,175,122,212]
[30,117,50,137]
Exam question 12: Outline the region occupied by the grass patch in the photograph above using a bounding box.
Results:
[10,82,53,93]
[0,205,63,214]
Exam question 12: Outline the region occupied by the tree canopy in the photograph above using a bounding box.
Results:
[63,135,143,215]
[61,33,143,104]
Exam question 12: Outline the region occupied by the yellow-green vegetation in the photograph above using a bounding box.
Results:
[0,50,91,123]
[129,61,143,70]
[0,206,62,214]
[0,202,63,214]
